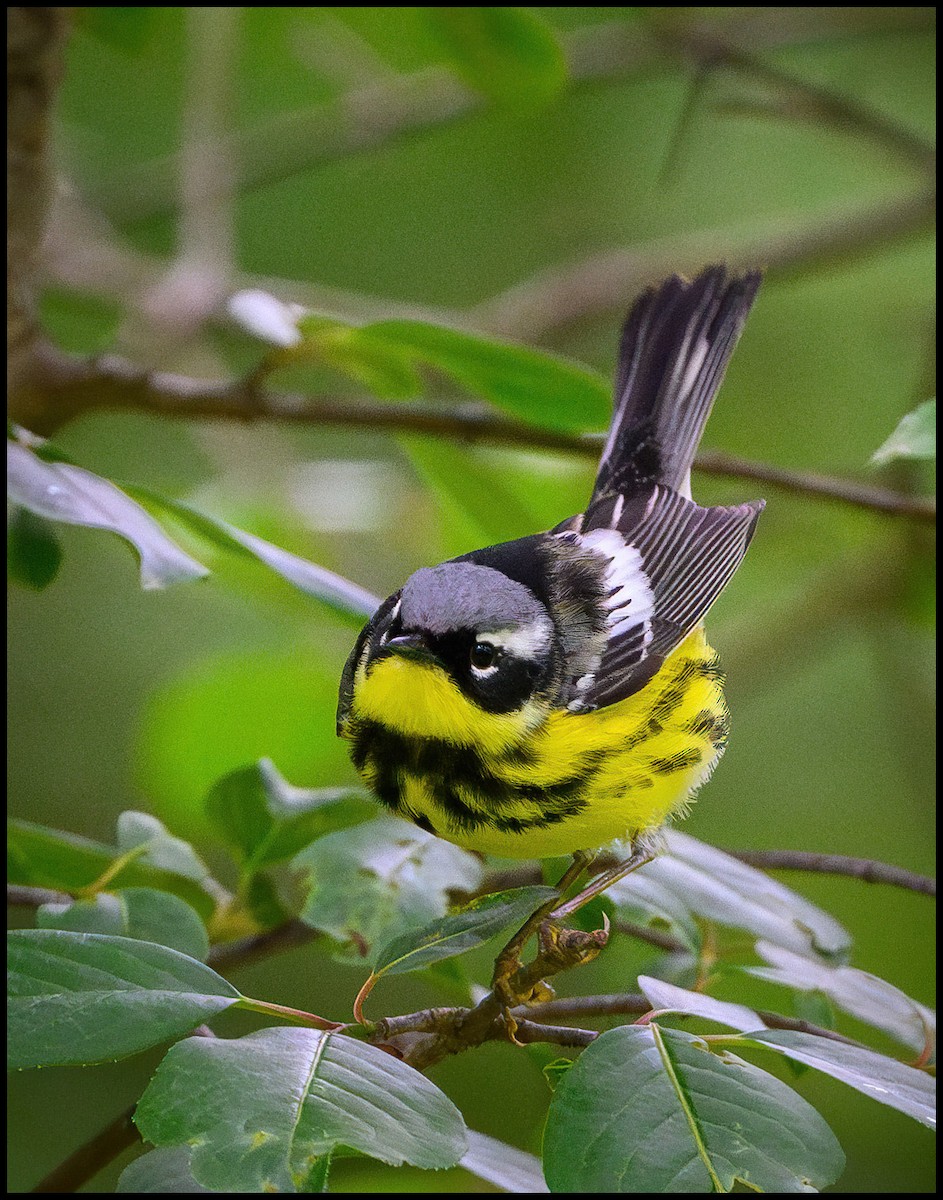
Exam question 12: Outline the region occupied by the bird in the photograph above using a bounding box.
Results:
[337,265,764,890]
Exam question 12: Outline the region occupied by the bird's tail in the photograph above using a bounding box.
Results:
[592,265,762,503]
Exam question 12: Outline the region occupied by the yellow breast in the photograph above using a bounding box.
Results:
[347,627,727,859]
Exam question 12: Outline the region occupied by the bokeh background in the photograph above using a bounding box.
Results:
[8,7,935,1192]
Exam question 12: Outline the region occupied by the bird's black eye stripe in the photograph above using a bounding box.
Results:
[470,641,497,669]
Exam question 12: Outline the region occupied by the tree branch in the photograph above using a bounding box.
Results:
[7,883,71,908]
[472,186,935,339]
[7,7,70,413]
[84,9,935,225]
[729,849,936,896]
[17,344,935,524]
[30,1106,139,1193]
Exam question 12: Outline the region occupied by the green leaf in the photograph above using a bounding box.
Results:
[461,1130,548,1193]
[543,1024,844,1193]
[7,440,208,589]
[872,398,935,464]
[422,7,567,109]
[134,1027,468,1191]
[7,819,219,921]
[7,930,241,1068]
[205,758,374,869]
[7,506,62,590]
[294,817,483,959]
[116,811,215,887]
[745,940,935,1056]
[295,314,423,399]
[610,831,851,961]
[739,1029,936,1129]
[125,487,380,621]
[117,1147,213,1193]
[373,885,557,977]
[37,888,210,961]
[368,319,610,432]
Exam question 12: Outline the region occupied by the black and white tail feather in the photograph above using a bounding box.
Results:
[558,265,765,710]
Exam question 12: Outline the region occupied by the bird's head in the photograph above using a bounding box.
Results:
[338,561,557,747]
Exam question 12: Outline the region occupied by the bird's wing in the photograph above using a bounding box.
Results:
[556,485,764,710]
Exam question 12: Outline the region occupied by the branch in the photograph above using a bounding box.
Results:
[27,1026,216,1194]
[7,883,71,907]
[7,7,70,412]
[729,850,936,897]
[30,1106,139,1193]
[206,918,321,973]
[527,993,869,1048]
[472,186,936,339]
[84,9,935,225]
[17,344,936,524]
[658,22,935,174]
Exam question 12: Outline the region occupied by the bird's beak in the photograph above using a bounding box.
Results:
[382,633,435,663]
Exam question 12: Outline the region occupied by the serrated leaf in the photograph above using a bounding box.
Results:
[638,975,767,1033]
[38,888,209,961]
[461,1130,548,1193]
[872,398,935,464]
[294,817,483,959]
[746,940,936,1057]
[609,831,850,961]
[7,819,219,920]
[373,885,558,977]
[205,758,374,869]
[117,1147,213,1193]
[740,1028,936,1129]
[7,440,208,589]
[7,506,62,589]
[125,487,380,621]
[543,1024,844,1193]
[7,930,241,1068]
[134,1027,467,1191]
[368,319,610,432]
[423,7,567,109]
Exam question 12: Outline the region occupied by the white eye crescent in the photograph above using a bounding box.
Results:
[470,641,498,676]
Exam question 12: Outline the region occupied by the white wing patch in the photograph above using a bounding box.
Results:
[576,528,655,640]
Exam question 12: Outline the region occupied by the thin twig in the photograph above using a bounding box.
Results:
[659,23,935,173]
[207,918,321,972]
[27,1027,216,1194]
[84,9,935,224]
[30,1106,139,1193]
[729,850,936,897]
[472,187,936,339]
[7,884,71,908]
[16,344,935,523]
[525,992,867,1048]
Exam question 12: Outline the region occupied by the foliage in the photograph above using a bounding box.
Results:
[7,4,935,1195]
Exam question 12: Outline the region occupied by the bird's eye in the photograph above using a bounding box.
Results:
[470,641,497,670]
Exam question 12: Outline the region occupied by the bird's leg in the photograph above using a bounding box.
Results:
[550,844,655,921]
[491,851,592,1018]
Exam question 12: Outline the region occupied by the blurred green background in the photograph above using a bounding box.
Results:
[7,7,935,1192]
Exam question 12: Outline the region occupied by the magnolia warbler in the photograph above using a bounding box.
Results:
[337,265,763,868]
